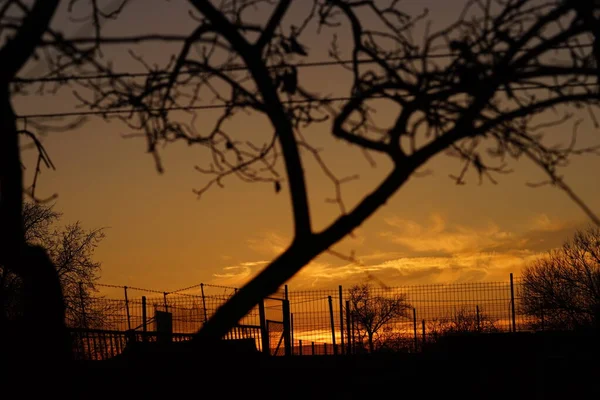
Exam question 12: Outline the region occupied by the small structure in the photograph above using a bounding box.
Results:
[154,310,172,344]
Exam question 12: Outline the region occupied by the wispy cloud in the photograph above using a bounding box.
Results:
[246,232,288,256]
[211,260,268,286]
[381,213,516,255]
[381,212,580,256]
[211,213,583,290]
[283,250,540,288]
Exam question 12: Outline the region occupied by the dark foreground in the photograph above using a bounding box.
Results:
[4,332,600,399]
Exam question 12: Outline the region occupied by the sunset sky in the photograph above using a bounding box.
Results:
[14,0,600,297]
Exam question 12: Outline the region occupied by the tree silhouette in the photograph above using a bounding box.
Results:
[348,284,411,353]
[0,202,107,328]
[521,226,600,331]
[5,0,600,357]
[1,0,74,364]
[0,0,167,363]
[159,0,600,346]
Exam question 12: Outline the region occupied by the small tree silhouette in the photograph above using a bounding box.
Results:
[349,284,411,353]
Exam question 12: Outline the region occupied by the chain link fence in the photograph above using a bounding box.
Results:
[70,275,551,358]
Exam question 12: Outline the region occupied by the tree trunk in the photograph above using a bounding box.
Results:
[368,332,374,353]
[0,89,70,366]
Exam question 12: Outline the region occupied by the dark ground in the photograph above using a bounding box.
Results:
[4,332,599,399]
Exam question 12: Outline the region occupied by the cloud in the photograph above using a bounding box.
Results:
[283,250,540,289]
[246,232,288,256]
[288,213,579,288]
[380,212,581,256]
[210,213,583,290]
[381,213,516,255]
[211,261,268,286]
[213,265,252,280]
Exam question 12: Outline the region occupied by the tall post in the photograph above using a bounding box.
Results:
[78,282,88,329]
[510,273,517,333]
[259,300,269,354]
[282,299,292,356]
[350,313,355,352]
[476,305,481,332]
[200,283,208,323]
[413,308,418,352]
[142,296,147,342]
[328,296,338,355]
[421,319,426,350]
[312,341,315,356]
[299,340,303,356]
[291,313,295,356]
[338,285,345,355]
[345,300,351,355]
[124,286,131,331]
[284,284,288,300]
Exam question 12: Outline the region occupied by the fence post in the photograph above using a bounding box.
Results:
[312,341,315,356]
[350,312,355,353]
[291,313,295,356]
[142,296,147,342]
[338,285,345,355]
[78,282,88,329]
[421,319,426,350]
[413,307,418,352]
[510,273,517,332]
[259,300,269,354]
[299,340,303,356]
[345,300,351,355]
[200,283,208,323]
[124,286,131,331]
[284,284,288,300]
[282,299,292,356]
[328,296,338,355]
[476,305,481,332]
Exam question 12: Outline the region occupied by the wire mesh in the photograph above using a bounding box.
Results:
[72,278,546,357]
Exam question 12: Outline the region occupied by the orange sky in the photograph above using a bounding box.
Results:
[13,0,600,296]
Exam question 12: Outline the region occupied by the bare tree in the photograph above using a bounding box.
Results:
[6,0,600,356]
[134,0,600,346]
[348,284,411,352]
[521,226,600,331]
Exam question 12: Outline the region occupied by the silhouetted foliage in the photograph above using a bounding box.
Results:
[427,306,500,343]
[521,226,600,331]
[0,202,107,328]
[349,283,411,352]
